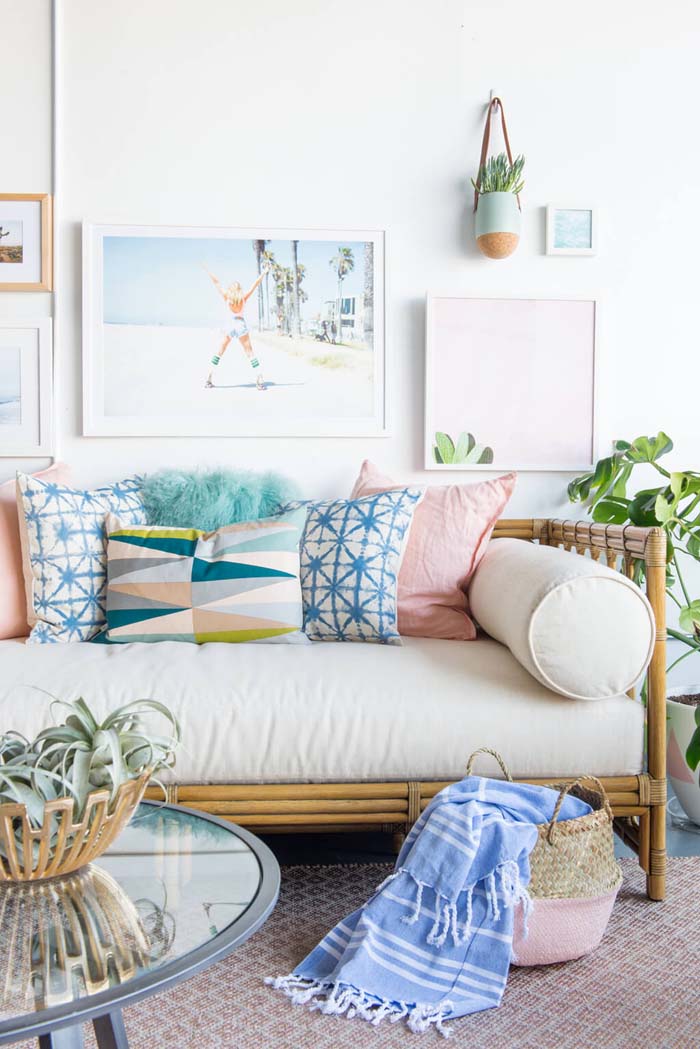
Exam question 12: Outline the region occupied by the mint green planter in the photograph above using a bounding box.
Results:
[475,191,521,259]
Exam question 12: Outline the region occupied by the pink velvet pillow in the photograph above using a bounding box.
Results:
[0,463,71,640]
[351,461,515,640]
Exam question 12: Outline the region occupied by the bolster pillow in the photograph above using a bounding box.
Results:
[468,538,655,701]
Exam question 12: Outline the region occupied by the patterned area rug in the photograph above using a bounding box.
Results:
[15,858,700,1048]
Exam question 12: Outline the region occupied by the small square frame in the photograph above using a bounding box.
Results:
[0,194,53,291]
[546,205,597,257]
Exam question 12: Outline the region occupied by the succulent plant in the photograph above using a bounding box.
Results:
[472,152,525,196]
[433,431,494,466]
[0,697,180,832]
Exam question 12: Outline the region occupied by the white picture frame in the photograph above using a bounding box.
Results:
[82,223,386,437]
[0,318,53,456]
[424,295,598,471]
[546,206,597,256]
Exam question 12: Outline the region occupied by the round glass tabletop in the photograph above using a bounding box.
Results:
[0,802,280,1045]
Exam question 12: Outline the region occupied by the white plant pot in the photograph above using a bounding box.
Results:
[667,684,700,825]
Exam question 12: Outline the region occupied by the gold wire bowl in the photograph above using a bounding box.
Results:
[0,771,151,883]
[0,864,152,1010]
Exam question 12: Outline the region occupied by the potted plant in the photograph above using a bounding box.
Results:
[568,432,700,824]
[472,151,525,259]
[0,696,180,880]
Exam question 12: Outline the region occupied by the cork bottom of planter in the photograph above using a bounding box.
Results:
[477,231,519,259]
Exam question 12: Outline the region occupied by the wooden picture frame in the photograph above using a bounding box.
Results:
[0,318,53,456]
[0,194,53,291]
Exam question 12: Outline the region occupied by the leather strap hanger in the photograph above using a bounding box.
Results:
[473,97,521,213]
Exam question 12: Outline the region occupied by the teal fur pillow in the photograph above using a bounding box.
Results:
[141,468,301,532]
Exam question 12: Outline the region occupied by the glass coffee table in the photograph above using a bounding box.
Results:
[0,802,280,1048]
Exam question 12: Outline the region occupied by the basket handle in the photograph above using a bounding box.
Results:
[546,775,613,843]
[465,748,513,781]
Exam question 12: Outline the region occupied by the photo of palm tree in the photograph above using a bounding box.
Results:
[85,225,385,436]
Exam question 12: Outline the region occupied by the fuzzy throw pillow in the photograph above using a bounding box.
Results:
[351,461,516,640]
[141,468,301,532]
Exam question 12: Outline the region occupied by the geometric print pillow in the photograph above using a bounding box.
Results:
[104,508,306,644]
[16,473,146,644]
[290,488,424,645]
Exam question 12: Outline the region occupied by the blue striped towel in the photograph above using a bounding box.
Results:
[268,775,591,1036]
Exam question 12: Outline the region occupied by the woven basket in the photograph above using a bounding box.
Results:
[465,749,622,966]
[466,750,621,898]
[0,770,151,883]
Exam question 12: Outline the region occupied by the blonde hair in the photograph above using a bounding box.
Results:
[226,281,244,310]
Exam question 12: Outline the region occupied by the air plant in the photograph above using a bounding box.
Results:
[0,697,180,837]
[471,152,525,196]
[434,431,494,466]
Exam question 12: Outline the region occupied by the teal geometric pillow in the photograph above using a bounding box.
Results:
[16,473,146,644]
[105,508,306,644]
[288,488,424,644]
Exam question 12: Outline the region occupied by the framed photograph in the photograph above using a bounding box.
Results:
[546,206,597,256]
[425,296,597,471]
[83,224,386,437]
[0,194,53,291]
[0,319,53,455]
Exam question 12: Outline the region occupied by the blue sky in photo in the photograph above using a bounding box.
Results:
[554,209,592,250]
[0,347,20,403]
[0,220,22,247]
[103,236,368,327]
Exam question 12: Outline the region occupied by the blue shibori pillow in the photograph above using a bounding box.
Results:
[284,488,424,644]
[16,473,146,643]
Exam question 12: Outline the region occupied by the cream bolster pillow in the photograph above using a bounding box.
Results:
[468,538,655,701]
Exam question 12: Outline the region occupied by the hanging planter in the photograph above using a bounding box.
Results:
[471,97,524,259]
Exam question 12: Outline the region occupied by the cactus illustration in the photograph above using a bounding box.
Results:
[433,431,494,465]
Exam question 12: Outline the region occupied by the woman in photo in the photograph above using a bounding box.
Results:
[204,266,269,391]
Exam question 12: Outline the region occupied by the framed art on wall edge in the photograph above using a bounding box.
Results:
[0,194,53,291]
[0,319,53,456]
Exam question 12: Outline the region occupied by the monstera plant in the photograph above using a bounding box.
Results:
[569,432,700,824]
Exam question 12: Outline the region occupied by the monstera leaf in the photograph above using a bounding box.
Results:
[687,706,700,773]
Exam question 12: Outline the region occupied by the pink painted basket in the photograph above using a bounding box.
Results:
[466,749,623,967]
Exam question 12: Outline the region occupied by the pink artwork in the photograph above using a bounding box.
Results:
[425,297,597,470]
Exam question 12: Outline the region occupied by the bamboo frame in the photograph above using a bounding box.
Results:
[144,518,667,901]
[0,193,53,291]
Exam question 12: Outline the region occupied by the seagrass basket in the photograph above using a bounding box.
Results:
[0,770,151,883]
[529,775,622,899]
[465,749,622,966]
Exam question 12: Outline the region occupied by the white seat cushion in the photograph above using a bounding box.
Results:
[0,636,644,782]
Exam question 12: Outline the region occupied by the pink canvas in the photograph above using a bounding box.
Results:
[351,461,515,639]
[427,298,596,469]
[0,463,71,640]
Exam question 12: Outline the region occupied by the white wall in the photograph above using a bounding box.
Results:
[0,0,53,476]
[3,0,700,518]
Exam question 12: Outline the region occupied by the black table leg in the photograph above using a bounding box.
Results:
[92,1011,128,1049]
[38,1024,84,1048]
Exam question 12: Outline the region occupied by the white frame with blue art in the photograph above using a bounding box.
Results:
[546,205,598,256]
[82,223,387,438]
[0,318,53,456]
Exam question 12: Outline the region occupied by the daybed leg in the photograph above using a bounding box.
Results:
[645,532,667,902]
[646,804,666,901]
